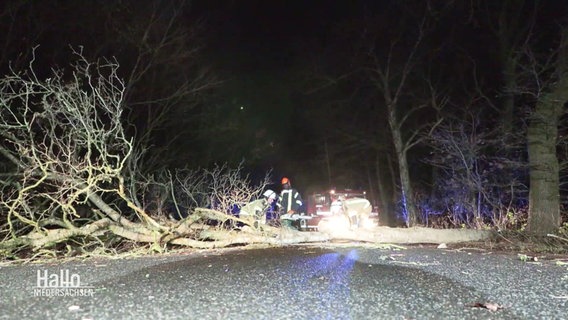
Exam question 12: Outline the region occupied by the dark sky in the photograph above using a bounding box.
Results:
[2,0,568,191]
[3,0,568,227]
[185,0,568,187]
[201,1,347,59]
[194,1,352,171]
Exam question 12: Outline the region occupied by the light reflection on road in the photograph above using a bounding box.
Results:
[288,249,359,320]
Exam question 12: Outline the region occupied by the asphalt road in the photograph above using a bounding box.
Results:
[0,244,567,320]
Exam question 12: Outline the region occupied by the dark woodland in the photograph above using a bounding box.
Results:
[1,0,568,257]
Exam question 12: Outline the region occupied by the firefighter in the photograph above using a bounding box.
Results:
[239,189,277,227]
[278,177,303,228]
[344,198,372,228]
[330,195,345,216]
[278,177,303,214]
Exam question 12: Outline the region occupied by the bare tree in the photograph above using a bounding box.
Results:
[425,107,527,229]
[103,0,221,170]
[0,50,145,243]
[298,3,451,226]
[365,17,445,226]
[465,0,566,234]
[93,0,223,209]
[484,0,536,136]
[0,52,292,256]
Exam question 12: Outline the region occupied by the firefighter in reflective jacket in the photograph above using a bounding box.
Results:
[239,189,277,227]
[278,177,303,217]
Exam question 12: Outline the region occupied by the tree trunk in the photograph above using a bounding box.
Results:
[497,0,524,137]
[527,27,568,235]
[374,152,397,226]
[527,91,565,234]
[388,106,418,227]
[324,138,332,186]
[500,56,517,136]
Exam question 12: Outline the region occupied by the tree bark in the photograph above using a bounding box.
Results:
[500,55,517,135]
[527,91,565,234]
[387,105,418,226]
[496,0,526,136]
[527,27,568,235]
[374,152,396,226]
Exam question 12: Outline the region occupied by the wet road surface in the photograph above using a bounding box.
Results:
[0,244,567,319]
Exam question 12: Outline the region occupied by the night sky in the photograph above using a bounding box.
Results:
[2,0,568,203]
[194,1,404,182]
[193,1,501,186]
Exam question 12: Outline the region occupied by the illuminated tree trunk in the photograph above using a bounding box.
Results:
[387,104,418,227]
[527,87,566,234]
[527,28,568,234]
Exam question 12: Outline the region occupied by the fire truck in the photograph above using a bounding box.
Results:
[297,188,378,231]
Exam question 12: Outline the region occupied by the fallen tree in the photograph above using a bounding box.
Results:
[0,52,276,257]
[318,223,493,244]
[0,52,495,261]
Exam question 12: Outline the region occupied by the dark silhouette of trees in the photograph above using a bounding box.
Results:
[1,0,568,259]
[300,2,449,226]
[295,1,568,234]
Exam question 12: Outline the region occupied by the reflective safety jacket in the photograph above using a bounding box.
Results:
[239,199,270,223]
[343,198,372,218]
[279,188,303,214]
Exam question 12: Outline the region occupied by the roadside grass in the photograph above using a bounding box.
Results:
[450,230,568,256]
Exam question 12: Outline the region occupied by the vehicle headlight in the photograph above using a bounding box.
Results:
[327,215,350,230]
[362,218,376,229]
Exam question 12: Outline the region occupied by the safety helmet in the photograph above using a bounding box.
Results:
[281,177,290,185]
[263,189,276,200]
